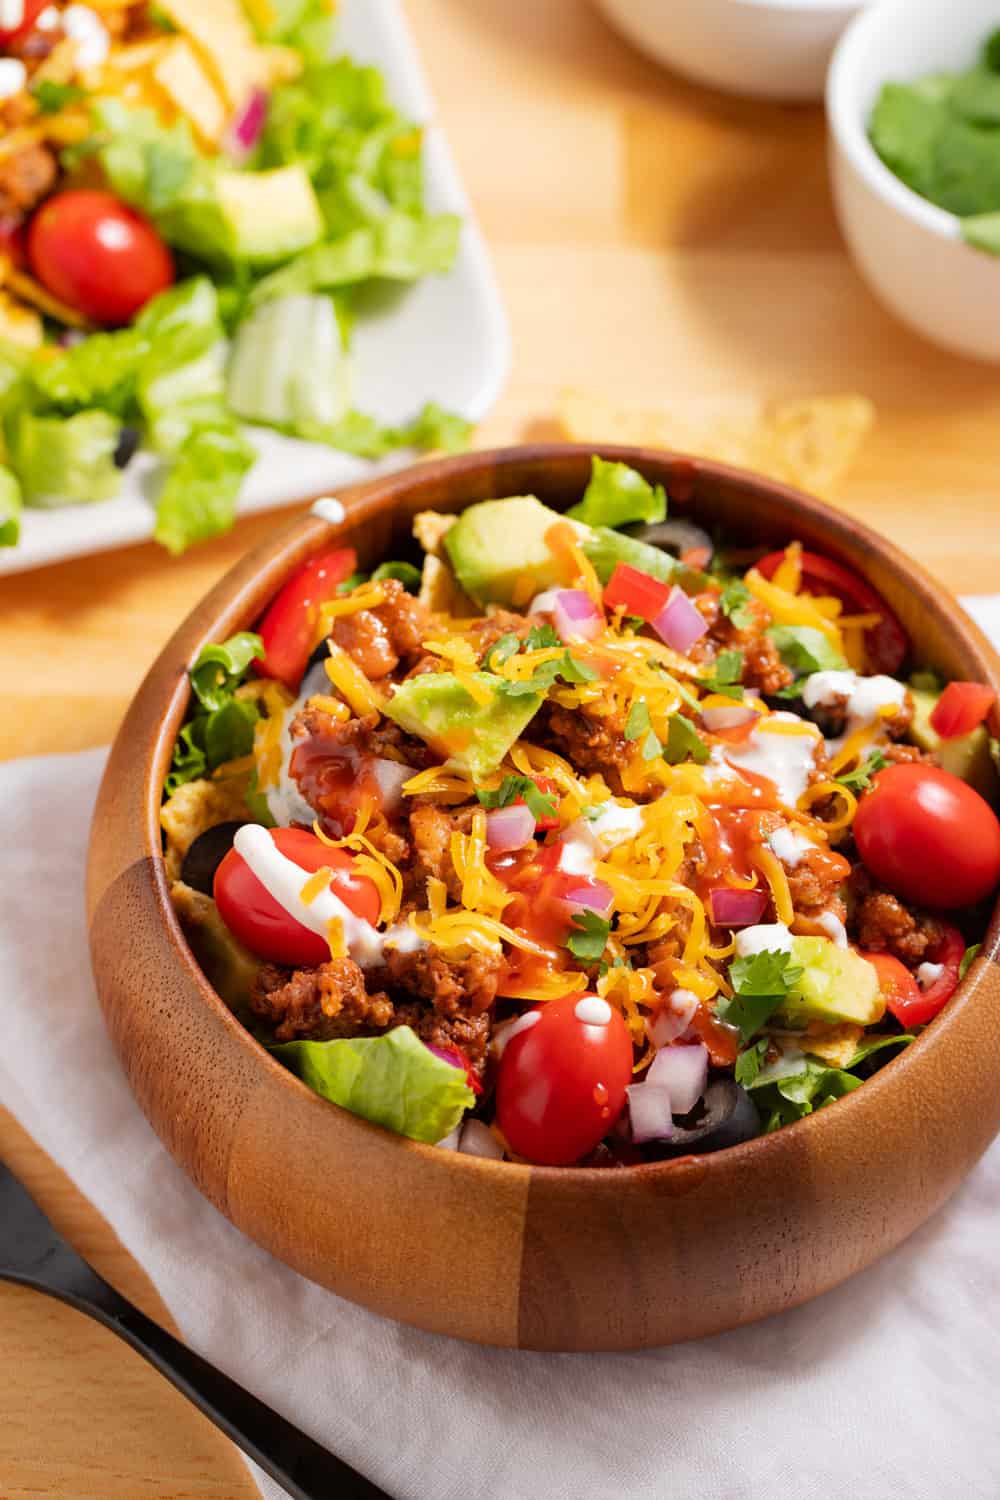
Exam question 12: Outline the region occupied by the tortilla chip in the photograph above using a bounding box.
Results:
[160,771,252,882]
[557,389,874,498]
[412,509,457,556]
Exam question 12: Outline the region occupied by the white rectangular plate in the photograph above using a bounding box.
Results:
[0,0,510,577]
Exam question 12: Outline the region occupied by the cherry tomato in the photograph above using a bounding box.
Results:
[861,952,922,1021]
[0,217,26,269]
[214,827,380,967]
[27,191,174,327]
[757,548,908,674]
[256,548,358,691]
[496,993,633,1165]
[603,562,671,622]
[854,763,1000,909]
[0,0,47,44]
[929,682,996,740]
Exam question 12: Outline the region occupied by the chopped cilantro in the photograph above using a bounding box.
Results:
[662,714,708,765]
[499,650,597,697]
[718,950,803,1043]
[642,728,664,761]
[835,749,888,794]
[700,648,745,700]
[566,909,611,963]
[719,579,755,630]
[483,632,520,670]
[477,775,557,822]
[625,700,652,741]
[734,1038,769,1087]
[598,953,633,978]
[525,622,560,650]
[625,615,646,633]
[31,80,86,113]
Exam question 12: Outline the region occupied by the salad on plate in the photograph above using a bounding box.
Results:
[161,459,1000,1166]
[0,0,468,553]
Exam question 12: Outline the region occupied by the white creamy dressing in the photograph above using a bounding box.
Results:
[802,669,907,752]
[557,801,646,879]
[0,58,26,98]
[310,496,346,525]
[458,1120,504,1159]
[490,1009,541,1059]
[62,4,109,67]
[575,995,613,1026]
[917,961,945,989]
[723,714,822,807]
[232,824,424,969]
[768,825,816,869]
[36,3,57,26]
[815,910,848,949]
[647,988,699,1047]
[0,0,23,27]
[735,922,794,957]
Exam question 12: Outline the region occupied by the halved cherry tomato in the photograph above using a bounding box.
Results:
[929,682,996,740]
[863,924,965,1027]
[0,0,47,45]
[757,548,908,674]
[854,763,1000,910]
[27,191,174,327]
[861,952,922,1022]
[255,547,358,691]
[603,562,671,622]
[496,993,633,1165]
[214,827,379,967]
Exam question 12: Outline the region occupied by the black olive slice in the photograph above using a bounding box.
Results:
[180,821,245,895]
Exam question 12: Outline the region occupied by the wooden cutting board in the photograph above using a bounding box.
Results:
[3,0,1000,1492]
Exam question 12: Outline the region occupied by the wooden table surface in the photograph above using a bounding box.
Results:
[3,0,1000,1493]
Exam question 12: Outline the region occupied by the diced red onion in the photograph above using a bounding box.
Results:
[553,588,603,643]
[561,878,615,920]
[627,1082,674,1143]
[701,702,759,733]
[227,88,269,159]
[459,1120,505,1159]
[647,1041,709,1115]
[485,802,536,851]
[652,587,709,654]
[425,1044,466,1070]
[527,588,560,615]
[709,886,769,928]
[648,990,699,1047]
[373,757,414,812]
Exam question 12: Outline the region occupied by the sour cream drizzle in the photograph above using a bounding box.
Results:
[723,714,822,806]
[232,824,423,969]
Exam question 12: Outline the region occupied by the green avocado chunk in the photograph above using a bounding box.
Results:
[910,687,999,799]
[384,672,543,778]
[216,165,324,265]
[778,938,883,1027]
[444,494,677,607]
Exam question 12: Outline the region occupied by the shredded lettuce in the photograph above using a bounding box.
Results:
[10,410,122,508]
[567,456,667,529]
[154,423,255,555]
[768,625,848,675]
[271,1025,475,1143]
[248,212,461,305]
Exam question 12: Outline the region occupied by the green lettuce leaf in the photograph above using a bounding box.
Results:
[567,456,667,529]
[31,329,145,416]
[0,465,22,546]
[153,423,255,555]
[190,631,263,711]
[768,624,848,675]
[271,1025,475,1143]
[371,560,422,591]
[165,631,263,794]
[248,212,460,306]
[9,409,122,508]
[580,527,678,586]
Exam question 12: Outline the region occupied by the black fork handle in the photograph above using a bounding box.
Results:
[11,1259,389,1500]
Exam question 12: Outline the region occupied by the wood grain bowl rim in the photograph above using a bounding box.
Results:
[92,442,1000,1197]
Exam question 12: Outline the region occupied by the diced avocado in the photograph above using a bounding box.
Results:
[778,937,883,1027]
[910,687,1000,800]
[579,526,678,586]
[215,165,324,266]
[384,672,542,778]
[444,496,582,607]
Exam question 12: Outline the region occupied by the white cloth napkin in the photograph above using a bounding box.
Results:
[4,597,1000,1500]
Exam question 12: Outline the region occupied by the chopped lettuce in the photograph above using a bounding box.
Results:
[154,423,255,554]
[165,630,263,793]
[227,293,349,430]
[248,212,461,305]
[580,526,678,586]
[0,466,22,547]
[768,624,848,675]
[9,410,122,508]
[567,456,667,529]
[271,1025,475,1143]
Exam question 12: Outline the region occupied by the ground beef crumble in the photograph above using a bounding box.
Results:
[848,868,943,965]
[330,579,430,680]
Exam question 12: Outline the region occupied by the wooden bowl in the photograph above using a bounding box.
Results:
[87,444,1000,1351]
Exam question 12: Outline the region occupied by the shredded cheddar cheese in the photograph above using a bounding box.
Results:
[752,846,795,927]
[323,644,383,718]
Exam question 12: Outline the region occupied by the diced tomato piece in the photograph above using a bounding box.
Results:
[603,562,672,621]
[929,682,996,740]
[515,775,560,830]
[863,923,965,1027]
[255,547,358,691]
[0,0,46,44]
[756,548,908,675]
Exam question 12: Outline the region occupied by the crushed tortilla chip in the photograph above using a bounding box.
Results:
[160,772,252,882]
[412,509,457,556]
[801,1021,865,1068]
[557,389,874,498]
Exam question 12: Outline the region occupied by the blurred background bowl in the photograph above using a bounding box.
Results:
[829,0,1000,361]
[595,0,867,102]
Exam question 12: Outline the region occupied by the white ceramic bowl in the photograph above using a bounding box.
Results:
[595,0,867,102]
[829,0,1000,362]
